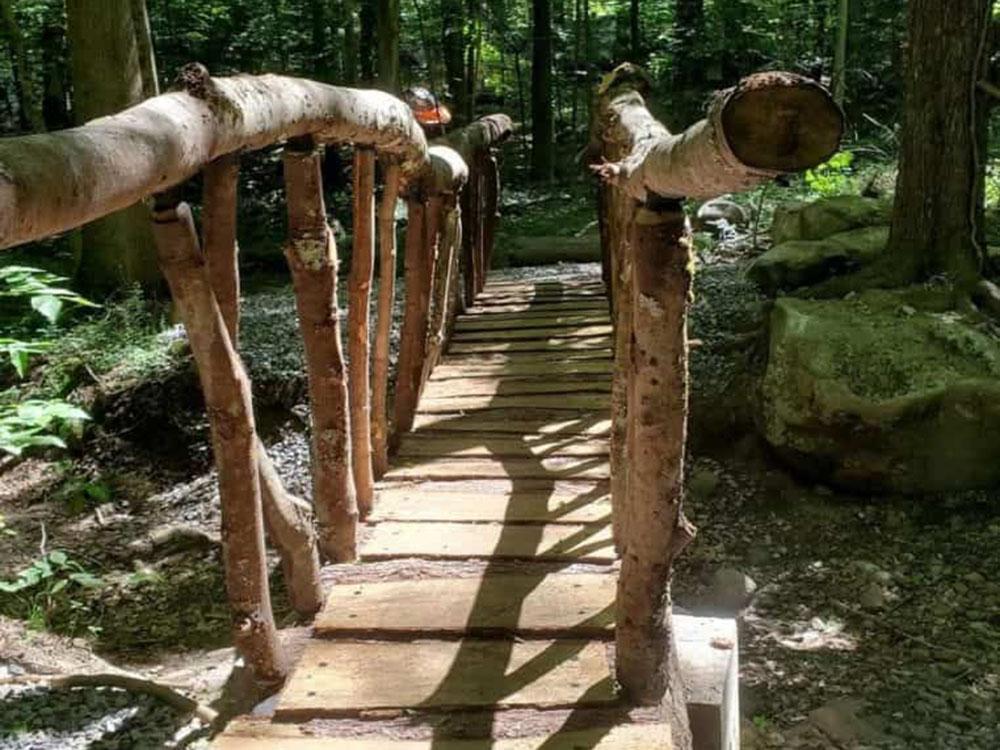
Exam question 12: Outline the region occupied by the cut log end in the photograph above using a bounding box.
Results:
[720,73,844,172]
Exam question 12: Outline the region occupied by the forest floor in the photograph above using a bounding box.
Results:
[1,186,999,749]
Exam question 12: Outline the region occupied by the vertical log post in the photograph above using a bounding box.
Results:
[282,137,358,563]
[460,164,479,307]
[615,195,696,726]
[151,197,285,684]
[390,195,431,448]
[482,151,500,275]
[348,147,377,516]
[202,155,323,616]
[473,153,488,294]
[424,194,460,383]
[372,161,402,478]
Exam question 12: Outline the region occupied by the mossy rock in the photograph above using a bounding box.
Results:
[748,226,889,294]
[770,195,891,245]
[758,290,1000,493]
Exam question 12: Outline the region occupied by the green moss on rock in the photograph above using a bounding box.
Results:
[758,290,1000,493]
[771,195,891,245]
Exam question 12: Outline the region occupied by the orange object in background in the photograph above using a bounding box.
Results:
[403,86,452,128]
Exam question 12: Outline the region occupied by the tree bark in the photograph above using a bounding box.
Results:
[531,0,554,180]
[482,152,500,276]
[671,0,705,128]
[887,0,991,288]
[376,0,401,91]
[202,154,323,616]
[390,197,430,448]
[832,0,849,106]
[372,161,402,478]
[150,199,285,685]
[348,147,377,517]
[343,0,360,84]
[441,0,467,118]
[0,68,428,251]
[424,196,460,382]
[66,0,160,294]
[615,199,695,736]
[360,0,376,83]
[282,139,358,563]
[0,0,45,132]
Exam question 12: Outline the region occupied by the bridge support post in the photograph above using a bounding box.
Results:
[616,195,696,729]
[372,161,402,478]
[203,154,323,617]
[151,197,286,685]
[282,137,358,563]
[348,147,378,517]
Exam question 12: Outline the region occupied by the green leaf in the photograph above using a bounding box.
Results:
[9,349,29,378]
[31,294,64,324]
[47,550,68,566]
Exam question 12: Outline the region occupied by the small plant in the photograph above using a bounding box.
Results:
[55,475,112,515]
[804,150,856,197]
[0,399,90,457]
[0,550,103,633]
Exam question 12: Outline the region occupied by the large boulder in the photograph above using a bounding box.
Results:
[748,226,889,294]
[758,290,1000,493]
[770,195,890,245]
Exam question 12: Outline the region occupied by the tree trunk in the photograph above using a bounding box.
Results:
[0,0,45,132]
[671,0,705,128]
[372,162,402,478]
[360,0,376,83]
[282,139,358,563]
[348,148,377,517]
[832,0,849,105]
[311,0,329,79]
[887,0,990,288]
[441,0,467,118]
[376,0,401,91]
[629,0,641,61]
[151,199,285,685]
[66,0,160,294]
[343,0,360,84]
[531,0,554,180]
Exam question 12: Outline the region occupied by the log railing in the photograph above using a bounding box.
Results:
[590,63,842,731]
[0,64,511,685]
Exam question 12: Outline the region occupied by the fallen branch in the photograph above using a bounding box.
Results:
[1,672,219,724]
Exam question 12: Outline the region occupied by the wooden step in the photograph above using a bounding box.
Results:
[372,480,610,524]
[421,377,611,398]
[452,324,613,342]
[448,336,611,355]
[384,456,611,481]
[216,720,671,749]
[396,434,609,458]
[361,521,615,563]
[417,393,610,414]
[482,278,603,291]
[462,300,609,316]
[412,410,611,436]
[275,638,617,718]
[474,289,606,303]
[431,359,612,380]
[454,313,609,331]
[316,572,615,638]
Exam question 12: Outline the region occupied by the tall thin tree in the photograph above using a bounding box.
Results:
[531,0,554,180]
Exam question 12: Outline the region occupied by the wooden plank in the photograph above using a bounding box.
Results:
[396,434,609,458]
[462,300,609,316]
[430,359,613,380]
[454,313,609,331]
[452,324,613,342]
[482,278,603,291]
[315,573,615,637]
[417,393,610,413]
[370,483,612,524]
[275,639,617,717]
[412,410,612,436]
[383,456,611,481]
[421,377,611,398]
[216,721,671,749]
[448,336,612,354]
[361,521,615,562]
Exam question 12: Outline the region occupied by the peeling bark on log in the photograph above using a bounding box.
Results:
[1,66,428,250]
[201,155,322,615]
[390,197,430,449]
[615,200,696,735]
[348,147,377,517]
[150,200,285,684]
[282,140,358,563]
[372,161,402,479]
[591,64,843,202]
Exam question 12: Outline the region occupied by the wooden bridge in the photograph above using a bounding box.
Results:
[0,62,841,750]
[215,270,739,749]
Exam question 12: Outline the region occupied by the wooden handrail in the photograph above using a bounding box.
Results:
[591,62,842,721]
